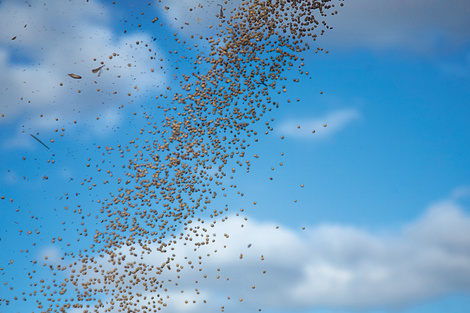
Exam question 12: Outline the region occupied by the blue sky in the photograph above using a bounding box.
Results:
[1,0,470,312]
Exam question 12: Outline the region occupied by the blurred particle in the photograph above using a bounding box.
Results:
[30,134,50,149]
[68,73,82,79]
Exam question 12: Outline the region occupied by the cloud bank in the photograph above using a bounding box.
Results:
[66,188,470,312]
[323,0,470,55]
[0,0,166,136]
[277,108,361,140]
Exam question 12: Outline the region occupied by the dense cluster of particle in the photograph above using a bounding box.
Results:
[1,0,343,312]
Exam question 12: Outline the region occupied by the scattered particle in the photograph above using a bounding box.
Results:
[68,73,82,79]
[30,134,50,149]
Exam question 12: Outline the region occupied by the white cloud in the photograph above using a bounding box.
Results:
[322,0,470,55]
[277,108,361,140]
[0,0,167,140]
[65,189,470,312]
[177,197,470,312]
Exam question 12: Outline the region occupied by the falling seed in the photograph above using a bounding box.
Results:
[68,73,82,79]
[92,65,105,77]
[218,4,225,18]
[3,0,345,310]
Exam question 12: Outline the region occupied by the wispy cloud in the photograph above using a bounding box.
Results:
[451,185,470,199]
[438,49,470,78]
[155,0,241,35]
[38,246,61,264]
[277,108,361,140]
